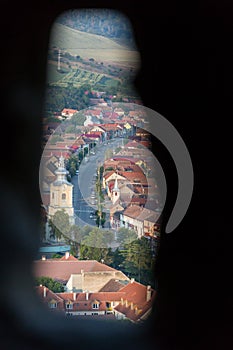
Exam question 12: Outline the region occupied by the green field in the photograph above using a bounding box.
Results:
[47,64,120,90]
[49,23,140,64]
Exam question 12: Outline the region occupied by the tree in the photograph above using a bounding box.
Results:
[117,227,137,246]
[79,227,114,264]
[65,125,76,133]
[120,237,155,287]
[49,210,71,241]
[35,276,64,293]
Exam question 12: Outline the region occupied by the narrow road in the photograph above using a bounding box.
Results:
[72,138,120,228]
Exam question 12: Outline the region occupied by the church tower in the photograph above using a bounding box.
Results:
[111,175,120,204]
[48,155,75,225]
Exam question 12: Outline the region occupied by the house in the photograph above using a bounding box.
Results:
[61,108,78,119]
[35,279,156,323]
[35,285,65,314]
[33,255,130,292]
[114,107,125,117]
[114,280,156,323]
[120,205,159,239]
[57,291,124,317]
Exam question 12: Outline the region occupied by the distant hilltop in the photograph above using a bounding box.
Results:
[56,8,137,49]
[49,23,140,65]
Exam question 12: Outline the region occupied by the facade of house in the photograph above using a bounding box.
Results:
[35,279,156,323]
[120,205,159,239]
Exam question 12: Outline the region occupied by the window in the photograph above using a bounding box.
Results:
[48,301,57,309]
[52,192,54,199]
[66,303,73,309]
[62,193,66,200]
[92,303,99,309]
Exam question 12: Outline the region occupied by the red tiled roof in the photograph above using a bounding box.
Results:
[118,171,147,183]
[114,281,156,322]
[60,255,78,261]
[123,205,159,222]
[33,259,116,282]
[35,286,65,312]
[61,108,78,115]
[99,279,129,292]
[57,291,125,312]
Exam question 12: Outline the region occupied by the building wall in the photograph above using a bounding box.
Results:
[66,271,129,292]
[120,214,144,238]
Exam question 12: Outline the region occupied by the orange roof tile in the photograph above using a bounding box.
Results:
[33,259,117,283]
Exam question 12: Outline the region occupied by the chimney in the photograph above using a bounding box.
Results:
[43,287,47,298]
[125,299,128,307]
[146,285,152,302]
[65,251,70,259]
[73,292,76,301]
[85,291,89,300]
[130,302,134,310]
[121,297,124,305]
[130,278,135,283]
[41,255,46,261]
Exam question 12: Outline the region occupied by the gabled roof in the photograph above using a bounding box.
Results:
[35,286,64,312]
[33,259,117,283]
[57,291,125,312]
[114,281,156,322]
[60,254,78,261]
[122,205,159,222]
[99,279,129,292]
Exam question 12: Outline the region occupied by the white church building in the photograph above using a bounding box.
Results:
[48,155,75,225]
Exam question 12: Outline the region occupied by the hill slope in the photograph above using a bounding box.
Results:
[49,23,140,64]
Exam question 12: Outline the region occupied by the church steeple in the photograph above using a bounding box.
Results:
[48,154,75,226]
[113,175,119,192]
[112,173,120,204]
[55,154,68,183]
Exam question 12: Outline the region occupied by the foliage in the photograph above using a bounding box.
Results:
[35,276,64,293]
[50,135,64,144]
[71,112,86,126]
[51,253,62,259]
[117,227,137,246]
[65,125,76,133]
[66,153,79,177]
[120,237,155,287]
[49,210,71,240]
[79,227,114,264]
[57,9,137,49]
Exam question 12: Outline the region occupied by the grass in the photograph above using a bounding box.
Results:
[49,23,140,64]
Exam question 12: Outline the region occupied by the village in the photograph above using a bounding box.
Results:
[36,95,162,323]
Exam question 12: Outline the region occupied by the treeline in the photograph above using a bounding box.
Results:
[46,210,158,287]
[57,8,137,49]
[44,84,90,114]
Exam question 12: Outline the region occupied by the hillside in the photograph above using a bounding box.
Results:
[49,23,140,65]
[56,8,137,49]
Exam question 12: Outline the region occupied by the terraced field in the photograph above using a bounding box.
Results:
[49,66,120,89]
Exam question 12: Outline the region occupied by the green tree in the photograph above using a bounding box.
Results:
[79,227,114,264]
[71,112,86,126]
[35,276,64,292]
[65,125,76,133]
[49,210,71,241]
[120,237,155,286]
[117,227,137,247]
